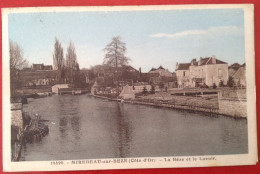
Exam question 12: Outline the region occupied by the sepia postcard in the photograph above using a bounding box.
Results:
[2,4,257,172]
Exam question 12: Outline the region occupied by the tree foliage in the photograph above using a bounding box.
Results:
[227,76,235,88]
[142,86,148,94]
[103,36,130,67]
[219,80,224,87]
[150,85,155,94]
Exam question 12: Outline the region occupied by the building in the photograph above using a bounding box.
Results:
[52,84,69,94]
[148,66,173,77]
[32,64,53,71]
[148,66,177,89]
[176,56,228,88]
[230,63,246,87]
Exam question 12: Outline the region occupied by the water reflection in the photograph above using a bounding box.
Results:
[57,96,81,140]
[115,103,132,158]
[21,94,248,161]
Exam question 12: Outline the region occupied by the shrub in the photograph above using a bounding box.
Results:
[150,85,155,94]
[227,76,235,88]
[142,86,148,94]
[213,83,217,89]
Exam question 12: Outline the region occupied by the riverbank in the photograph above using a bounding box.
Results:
[92,93,219,116]
[92,90,246,119]
[11,103,49,161]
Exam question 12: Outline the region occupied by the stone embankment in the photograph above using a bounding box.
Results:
[92,89,247,118]
[92,94,219,116]
[11,102,49,161]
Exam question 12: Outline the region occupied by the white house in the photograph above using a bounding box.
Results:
[52,84,69,94]
[176,56,228,88]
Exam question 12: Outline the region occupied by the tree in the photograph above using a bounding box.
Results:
[103,36,131,95]
[159,82,164,91]
[150,85,155,94]
[213,83,217,89]
[219,80,224,87]
[103,36,130,67]
[53,38,65,82]
[227,76,235,88]
[65,41,78,84]
[142,86,148,94]
[9,40,29,96]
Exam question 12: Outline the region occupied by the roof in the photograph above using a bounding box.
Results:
[149,68,156,72]
[176,63,190,70]
[200,57,227,65]
[158,66,165,70]
[119,85,135,96]
[52,84,69,88]
[232,66,245,78]
[176,57,227,70]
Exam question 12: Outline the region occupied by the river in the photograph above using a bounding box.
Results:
[21,94,248,161]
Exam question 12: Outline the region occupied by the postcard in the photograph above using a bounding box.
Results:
[2,4,257,172]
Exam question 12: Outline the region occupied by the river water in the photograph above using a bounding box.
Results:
[21,94,248,161]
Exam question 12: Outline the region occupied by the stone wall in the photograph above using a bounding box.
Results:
[218,90,247,118]
[11,110,23,130]
[218,98,247,118]
[11,103,24,130]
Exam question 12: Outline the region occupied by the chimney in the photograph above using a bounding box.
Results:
[198,57,203,66]
[176,62,179,70]
[212,55,216,64]
[191,59,196,66]
[139,67,142,78]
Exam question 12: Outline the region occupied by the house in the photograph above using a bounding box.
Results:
[228,63,241,77]
[231,63,246,87]
[34,78,51,86]
[52,84,69,93]
[147,66,177,89]
[176,56,228,88]
[32,64,53,71]
[148,66,173,77]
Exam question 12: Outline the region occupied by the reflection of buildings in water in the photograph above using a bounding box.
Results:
[57,96,81,140]
[115,103,133,158]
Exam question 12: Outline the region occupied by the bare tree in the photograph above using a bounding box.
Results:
[10,40,29,71]
[9,40,29,96]
[53,38,65,82]
[53,38,64,71]
[65,41,78,84]
[103,36,130,67]
[66,41,78,70]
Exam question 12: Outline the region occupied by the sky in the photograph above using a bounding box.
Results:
[8,8,245,72]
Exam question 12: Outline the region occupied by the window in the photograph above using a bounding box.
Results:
[218,69,222,77]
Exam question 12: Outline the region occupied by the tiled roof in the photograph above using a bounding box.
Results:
[176,57,227,70]
[200,57,227,65]
[158,66,165,70]
[176,63,190,70]
[149,68,156,72]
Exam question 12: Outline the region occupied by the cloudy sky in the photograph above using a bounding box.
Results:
[8,8,245,72]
